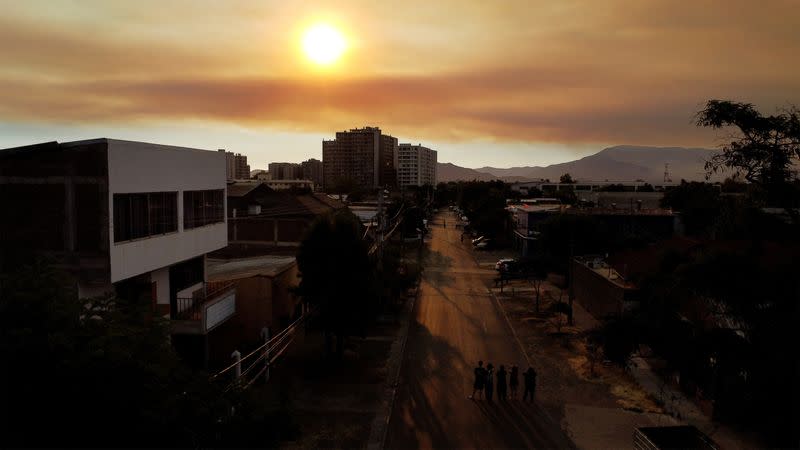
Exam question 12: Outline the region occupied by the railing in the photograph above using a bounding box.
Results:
[173,281,236,321]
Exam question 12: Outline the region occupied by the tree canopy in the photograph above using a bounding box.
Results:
[559,173,575,184]
[0,258,287,447]
[296,210,374,356]
[697,100,800,206]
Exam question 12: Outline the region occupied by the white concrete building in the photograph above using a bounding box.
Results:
[397,143,437,187]
[1,139,233,342]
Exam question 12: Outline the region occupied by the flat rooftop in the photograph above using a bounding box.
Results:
[207,255,296,281]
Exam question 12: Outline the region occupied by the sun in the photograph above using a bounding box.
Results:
[302,24,346,65]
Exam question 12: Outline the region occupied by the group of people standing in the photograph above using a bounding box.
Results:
[470,361,537,402]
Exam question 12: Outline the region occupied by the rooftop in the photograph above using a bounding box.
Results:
[1,138,217,157]
[226,181,265,197]
[574,255,636,289]
[207,255,296,281]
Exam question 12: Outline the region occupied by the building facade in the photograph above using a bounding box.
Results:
[301,158,323,188]
[268,162,302,180]
[218,149,250,180]
[397,143,437,187]
[225,182,345,249]
[322,127,397,191]
[1,139,231,364]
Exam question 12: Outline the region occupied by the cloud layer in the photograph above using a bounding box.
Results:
[1,0,799,149]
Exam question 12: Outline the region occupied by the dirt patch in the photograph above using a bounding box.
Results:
[285,412,374,450]
[275,317,402,449]
[491,279,663,422]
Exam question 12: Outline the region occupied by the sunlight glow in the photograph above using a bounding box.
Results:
[302,24,346,65]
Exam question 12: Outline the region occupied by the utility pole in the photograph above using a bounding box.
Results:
[377,188,385,267]
[568,231,575,326]
[377,188,386,308]
[231,349,242,383]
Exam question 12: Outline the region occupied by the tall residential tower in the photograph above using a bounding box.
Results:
[397,143,437,187]
[322,127,397,191]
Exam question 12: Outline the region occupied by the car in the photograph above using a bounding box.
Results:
[471,235,486,246]
[495,258,517,271]
[475,239,492,250]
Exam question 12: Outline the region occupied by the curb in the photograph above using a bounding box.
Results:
[366,279,419,450]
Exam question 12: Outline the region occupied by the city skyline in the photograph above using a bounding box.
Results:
[1,1,799,169]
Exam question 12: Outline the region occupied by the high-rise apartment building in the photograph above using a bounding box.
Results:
[301,158,323,188]
[397,143,437,187]
[268,162,302,180]
[218,149,250,180]
[322,127,397,191]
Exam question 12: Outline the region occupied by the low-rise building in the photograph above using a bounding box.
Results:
[204,255,302,368]
[508,199,678,257]
[1,139,231,365]
[571,255,640,319]
[224,182,345,250]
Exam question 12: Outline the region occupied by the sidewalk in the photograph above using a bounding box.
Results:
[627,356,762,450]
[490,280,676,450]
[490,277,762,449]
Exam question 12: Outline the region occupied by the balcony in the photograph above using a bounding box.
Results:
[171,281,236,335]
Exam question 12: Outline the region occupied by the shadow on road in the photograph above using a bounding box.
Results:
[421,248,455,288]
[387,322,468,449]
[422,248,454,270]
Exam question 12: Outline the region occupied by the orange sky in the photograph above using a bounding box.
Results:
[1,0,798,168]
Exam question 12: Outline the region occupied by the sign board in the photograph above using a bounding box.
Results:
[205,291,235,332]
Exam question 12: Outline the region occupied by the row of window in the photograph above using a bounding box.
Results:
[113,190,224,243]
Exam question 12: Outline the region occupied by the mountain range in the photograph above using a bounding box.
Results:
[438,145,720,183]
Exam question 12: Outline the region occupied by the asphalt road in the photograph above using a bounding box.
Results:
[386,211,574,449]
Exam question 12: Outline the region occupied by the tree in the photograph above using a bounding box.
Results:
[0,258,273,447]
[660,181,722,236]
[522,256,548,313]
[560,173,575,184]
[458,181,512,240]
[537,214,610,274]
[638,183,655,192]
[696,100,800,206]
[296,210,374,359]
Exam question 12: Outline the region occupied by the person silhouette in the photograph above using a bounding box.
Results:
[509,365,519,399]
[497,365,508,401]
[469,361,486,400]
[485,363,494,402]
[523,366,537,402]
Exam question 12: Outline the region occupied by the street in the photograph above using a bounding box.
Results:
[386,211,574,449]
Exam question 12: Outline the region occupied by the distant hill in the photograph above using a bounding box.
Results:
[437,162,497,182]
[440,145,719,183]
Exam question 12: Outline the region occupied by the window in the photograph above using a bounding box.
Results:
[183,189,224,229]
[113,192,177,242]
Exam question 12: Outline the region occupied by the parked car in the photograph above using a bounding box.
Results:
[475,239,493,250]
[471,235,486,246]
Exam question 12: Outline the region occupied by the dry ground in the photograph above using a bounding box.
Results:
[493,279,664,423]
